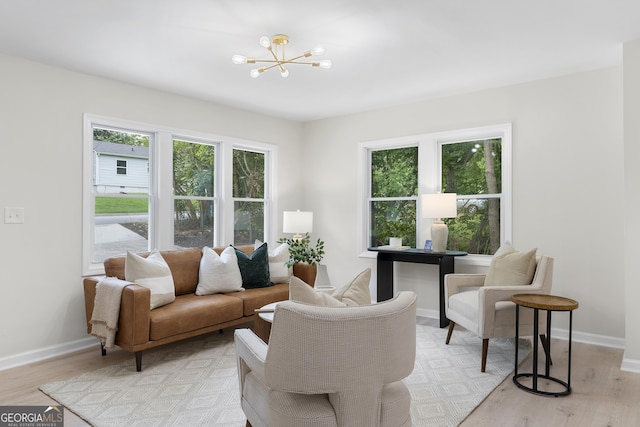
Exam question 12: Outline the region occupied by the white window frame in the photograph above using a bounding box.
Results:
[82,114,277,276]
[358,123,512,265]
[225,143,276,245]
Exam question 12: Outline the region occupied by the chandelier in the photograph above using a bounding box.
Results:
[232,34,332,78]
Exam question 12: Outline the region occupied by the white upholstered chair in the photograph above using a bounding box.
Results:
[444,255,554,372]
[234,291,417,427]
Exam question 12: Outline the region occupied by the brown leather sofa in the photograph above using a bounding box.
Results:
[83,245,312,371]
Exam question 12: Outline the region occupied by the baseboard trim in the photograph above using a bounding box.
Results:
[417,308,626,350]
[620,355,640,373]
[0,336,97,372]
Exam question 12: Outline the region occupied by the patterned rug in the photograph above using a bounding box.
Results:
[40,323,530,426]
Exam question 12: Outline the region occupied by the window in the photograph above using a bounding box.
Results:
[233,148,267,245]
[173,138,217,249]
[369,146,418,248]
[360,124,511,258]
[83,114,276,275]
[116,160,127,175]
[442,138,503,254]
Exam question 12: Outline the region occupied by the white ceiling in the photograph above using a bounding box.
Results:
[1,0,639,122]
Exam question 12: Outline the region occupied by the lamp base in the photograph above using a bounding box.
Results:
[431,221,449,252]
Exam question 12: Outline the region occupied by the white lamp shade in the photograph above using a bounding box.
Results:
[422,193,457,219]
[283,210,313,234]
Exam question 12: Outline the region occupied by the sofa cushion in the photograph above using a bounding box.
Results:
[484,242,537,286]
[148,293,243,340]
[196,246,243,295]
[104,247,203,296]
[235,243,273,289]
[125,251,175,309]
[227,284,290,316]
[255,240,293,283]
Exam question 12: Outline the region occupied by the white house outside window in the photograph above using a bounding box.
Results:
[82,114,276,276]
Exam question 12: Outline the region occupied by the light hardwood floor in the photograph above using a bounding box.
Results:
[1,324,639,426]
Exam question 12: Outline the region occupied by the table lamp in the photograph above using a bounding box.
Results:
[422,193,457,252]
[283,210,313,240]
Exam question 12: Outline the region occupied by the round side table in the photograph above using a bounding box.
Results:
[512,294,579,397]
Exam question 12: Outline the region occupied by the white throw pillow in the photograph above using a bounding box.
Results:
[289,276,346,307]
[196,246,244,295]
[484,242,537,286]
[332,268,372,306]
[289,269,373,307]
[125,251,175,309]
[255,240,293,283]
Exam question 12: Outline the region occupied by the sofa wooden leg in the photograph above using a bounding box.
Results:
[245,421,252,427]
[481,339,489,372]
[135,351,142,372]
[539,334,553,365]
[101,344,106,356]
[445,321,455,344]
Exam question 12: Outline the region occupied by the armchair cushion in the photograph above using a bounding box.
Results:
[332,268,372,305]
[289,276,346,307]
[289,268,372,307]
[125,250,175,309]
[484,242,537,286]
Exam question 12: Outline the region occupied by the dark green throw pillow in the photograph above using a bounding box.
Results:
[234,243,273,289]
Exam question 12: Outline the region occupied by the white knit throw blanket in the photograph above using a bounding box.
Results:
[90,277,129,349]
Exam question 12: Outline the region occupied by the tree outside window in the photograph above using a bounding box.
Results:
[369,146,418,248]
[233,149,265,245]
[442,139,502,255]
[173,139,216,248]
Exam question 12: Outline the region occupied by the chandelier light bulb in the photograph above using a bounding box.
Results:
[259,36,271,48]
[232,54,247,64]
[310,45,325,56]
[235,34,332,78]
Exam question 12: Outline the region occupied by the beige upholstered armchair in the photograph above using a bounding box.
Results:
[234,291,417,427]
[444,255,554,372]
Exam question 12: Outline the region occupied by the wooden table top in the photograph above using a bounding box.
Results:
[512,294,579,311]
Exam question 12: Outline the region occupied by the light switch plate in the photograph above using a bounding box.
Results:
[4,207,24,224]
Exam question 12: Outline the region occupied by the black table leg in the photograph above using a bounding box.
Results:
[376,256,394,302]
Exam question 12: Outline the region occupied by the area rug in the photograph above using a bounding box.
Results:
[40,323,530,427]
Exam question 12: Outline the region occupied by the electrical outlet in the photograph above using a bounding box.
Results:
[4,207,24,224]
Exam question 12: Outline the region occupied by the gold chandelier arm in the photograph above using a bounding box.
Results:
[266,46,287,73]
[250,59,318,66]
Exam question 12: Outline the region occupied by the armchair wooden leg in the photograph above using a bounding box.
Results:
[445,321,456,344]
[539,334,553,365]
[101,344,106,356]
[246,421,252,427]
[481,339,489,372]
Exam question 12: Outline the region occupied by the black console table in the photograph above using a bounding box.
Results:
[369,247,467,328]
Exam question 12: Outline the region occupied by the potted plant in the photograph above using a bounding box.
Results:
[277,233,325,286]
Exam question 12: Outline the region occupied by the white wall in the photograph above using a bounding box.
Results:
[0,51,632,368]
[302,66,625,342]
[623,40,640,370]
[0,53,304,366]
